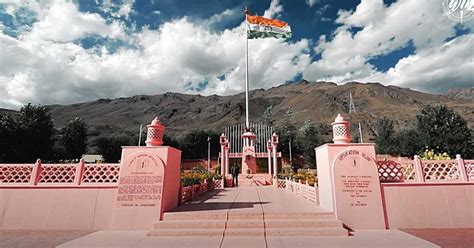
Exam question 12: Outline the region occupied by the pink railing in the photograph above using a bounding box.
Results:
[377,155,472,183]
[282,178,319,204]
[0,159,120,187]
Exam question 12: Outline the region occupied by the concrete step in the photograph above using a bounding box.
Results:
[265,227,348,236]
[226,219,264,228]
[264,212,336,220]
[147,228,224,237]
[265,219,343,228]
[153,220,226,229]
[228,212,263,220]
[224,228,265,237]
[163,212,227,220]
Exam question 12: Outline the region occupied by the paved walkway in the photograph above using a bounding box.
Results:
[168,186,329,215]
[0,187,449,247]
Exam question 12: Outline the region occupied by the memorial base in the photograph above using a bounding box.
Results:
[315,143,385,229]
[112,146,181,229]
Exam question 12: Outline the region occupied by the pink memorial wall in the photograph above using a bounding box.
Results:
[112,146,181,229]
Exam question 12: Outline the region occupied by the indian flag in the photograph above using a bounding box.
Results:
[246,14,292,39]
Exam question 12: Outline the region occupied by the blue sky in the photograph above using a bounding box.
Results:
[0,0,472,109]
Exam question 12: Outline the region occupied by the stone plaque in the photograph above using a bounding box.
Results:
[332,148,385,229]
[116,152,164,208]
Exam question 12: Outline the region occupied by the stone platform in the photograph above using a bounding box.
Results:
[148,187,347,237]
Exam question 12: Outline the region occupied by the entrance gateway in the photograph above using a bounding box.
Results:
[219,122,282,186]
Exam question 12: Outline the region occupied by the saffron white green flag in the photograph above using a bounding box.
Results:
[246,14,292,39]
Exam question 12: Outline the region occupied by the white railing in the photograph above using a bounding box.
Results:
[284,178,319,204]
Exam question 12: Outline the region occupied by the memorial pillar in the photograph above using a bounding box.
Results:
[241,129,257,174]
[267,140,272,175]
[225,145,230,175]
[315,114,385,229]
[113,117,182,229]
[219,134,227,177]
[271,133,279,177]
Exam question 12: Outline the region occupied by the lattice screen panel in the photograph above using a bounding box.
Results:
[81,164,120,184]
[422,161,460,181]
[377,160,404,182]
[38,164,77,184]
[0,165,33,184]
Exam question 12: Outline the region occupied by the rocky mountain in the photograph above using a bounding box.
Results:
[445,88,474,101]
[2,81,473,142]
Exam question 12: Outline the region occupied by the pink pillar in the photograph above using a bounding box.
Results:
[219,134,228,177]
[225,145,230,175]
[456,154,469,182]
[267,139,272,175]
[113,117,181,229]
[74,159,85,185]
[30,159,41,186]
[271,133,279,176]
[315,114,385,229]
[413,155,425,182]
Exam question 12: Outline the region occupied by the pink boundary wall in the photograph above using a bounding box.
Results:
[0,188,117,230]
[381,183,474,228]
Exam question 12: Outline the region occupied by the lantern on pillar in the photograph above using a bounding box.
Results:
[219,134,228,177]
[331,114,351,144]
[145,117,165,147]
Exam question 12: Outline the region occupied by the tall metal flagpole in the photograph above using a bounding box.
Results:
[245,7,249,129]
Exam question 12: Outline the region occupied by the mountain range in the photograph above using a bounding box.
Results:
[1,81,473,142]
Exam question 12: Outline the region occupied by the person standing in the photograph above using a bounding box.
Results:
[231,162,239,187]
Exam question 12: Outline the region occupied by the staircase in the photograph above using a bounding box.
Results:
[148,211,348,237]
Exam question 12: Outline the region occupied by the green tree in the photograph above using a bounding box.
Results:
[17,104,55,162]
[94,134,131,162]
[57,118,88,160]
[396,128,423,157]
[180,130,220,159]
[261,106,274,126]
[416,105,473,158]
[297,119,321,168]
[374,116,397,154]
[277,107,298,157]
[0,113,20,162]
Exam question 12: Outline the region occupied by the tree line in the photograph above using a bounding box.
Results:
[0,104,87,163]
[373,105,473,158]
[1,103,471,164]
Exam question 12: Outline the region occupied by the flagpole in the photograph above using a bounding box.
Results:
[244,6,249,130]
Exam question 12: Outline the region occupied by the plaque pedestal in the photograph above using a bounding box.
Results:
[112,146,181,229]
[315,143,385,229]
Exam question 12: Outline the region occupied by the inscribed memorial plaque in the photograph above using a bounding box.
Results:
[116,152,164,208]
[332,148,385,229]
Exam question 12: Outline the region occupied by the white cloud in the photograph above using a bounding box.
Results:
[264,0,283,18]
[113,0,134,20]
[205,8,239,28]
[0,0,472,110]
[304,0,472,92]
[0,0,309,109]
[23,1,123,42]
[306,0,319,7]
[362,34,474,92]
